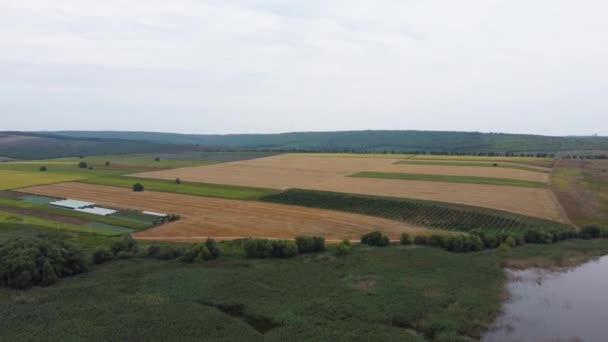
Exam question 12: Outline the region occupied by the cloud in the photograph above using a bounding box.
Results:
[0,0,606,135]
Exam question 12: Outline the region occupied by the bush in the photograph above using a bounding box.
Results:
[428,234,445,247]
[505,236,516,248]
[205,238,221,259]
[414,235,428,245]
[243,239,272,258]
[498,243,511,252]
[111,235,138,257]
[335,240,352,256]
[78,161,87,169]
[524,230,553,244]
[270,240,298,258]
[105,161,110,166]
[39,166,47,172]
[155,157,160,161]
[400,233,411,245]
[132,183,144,192]
[92,249,113,264]
[181,244,212,263]
[579,225,602,239]
[361,231,390,247]
[0,237,87,289]
[295,236,325,253]
[175,178,181,184]
[244,239,297,259]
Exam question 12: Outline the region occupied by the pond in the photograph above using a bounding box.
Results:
[484,255,608,342]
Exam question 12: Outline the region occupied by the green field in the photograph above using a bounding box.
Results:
[42,155,218,168]
[0,197,149,230]
[1,221,608,341]
[0,211,132,236]
[261,189,573,238]
[351,171,547,188]
[0,170,83,190]
[82,176,278,200]
[395,160,549,173]
[287,152,553,164]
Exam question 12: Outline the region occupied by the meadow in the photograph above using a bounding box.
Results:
[351,171,547,188]
[0,211,132,236]
[1,222,608,341]
[395,160,550,173]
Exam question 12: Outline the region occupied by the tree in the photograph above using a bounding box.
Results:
[361,231,389,247]
[39,166,47,172]
[78,161,88,169]
[175,177,181,184]
[132,183,144,192]
[105,161,110,167]
[155,157,160,162]
[400,233,411,245]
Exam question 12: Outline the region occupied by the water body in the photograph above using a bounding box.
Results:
[484,255,608,342]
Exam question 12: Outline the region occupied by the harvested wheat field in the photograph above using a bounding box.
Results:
[131,155,566,222]
[19,182,434,241]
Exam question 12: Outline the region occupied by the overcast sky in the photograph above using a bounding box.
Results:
[1,0,606,135]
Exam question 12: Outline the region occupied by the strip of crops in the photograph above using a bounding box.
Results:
[351,171,547,188]
[260,189,574,236]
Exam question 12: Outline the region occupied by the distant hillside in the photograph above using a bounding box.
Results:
[0,132,183,159]
[51,130,608,153]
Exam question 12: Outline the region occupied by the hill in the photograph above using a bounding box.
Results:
[0,132,183,159]
[51,130,608,153]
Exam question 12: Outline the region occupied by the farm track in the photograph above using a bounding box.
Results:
[131,155,567,222]
[19,182,434,241]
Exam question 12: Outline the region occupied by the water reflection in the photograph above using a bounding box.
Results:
[484,256,608,342]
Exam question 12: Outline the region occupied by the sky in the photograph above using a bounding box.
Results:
[1,0,607,136]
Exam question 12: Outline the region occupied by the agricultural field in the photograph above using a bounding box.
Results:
[395,160,550,173]
[351,172,547,188]
[19,182,436,241]
[131,154,566,221]
[551,159,608,227]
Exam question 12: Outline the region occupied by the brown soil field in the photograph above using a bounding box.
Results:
[131,155,566,222]
[19,182,434,241]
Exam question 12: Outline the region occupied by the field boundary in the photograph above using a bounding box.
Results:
[350,171,547,188]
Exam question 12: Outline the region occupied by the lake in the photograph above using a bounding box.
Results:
[484,255,608,342]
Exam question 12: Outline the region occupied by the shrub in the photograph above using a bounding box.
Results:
[155,157,160,161]
[105,161,110,166]
[111,235,138,257]
[295,235,325,253]
[175,178,181,184]
[92,249,113,264]
[467,234,483,251]
[400,233,411,245]
[270,240,298,258]
[39,166,47,172]
[0,237,87,289]
[361,231,389,247]
[181,244,212,263]
[414,235,428,245]
[335,240,352,256]
[524,230,553,244]
[498,243,511,252]
[428,234,445,248]
[243,239,272,258]
[579,225,602,239]
[78,161,87,169]
[132,183,144,192]
[505,236,516,248]
[205,238,221,259]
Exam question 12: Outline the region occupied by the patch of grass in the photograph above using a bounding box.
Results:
[351,171,547,188]
[0,211,131,236]
[81,176,278,200]
[0,170,83,190]
[40,155,219,168]
[261,189,573,237]
[287,153,554,165]
[395,160,549,173]
[0,197,148,230]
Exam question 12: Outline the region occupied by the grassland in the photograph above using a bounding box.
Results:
[42,155,218,168]
[2,221,608,341]
[395,160,549,173]
[351,171,547,188]
[261,189,573,238]
[551,159,608,226]
[0,211,132,236]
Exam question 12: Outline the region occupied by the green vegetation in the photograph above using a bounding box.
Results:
[351,171,547,188]
[361,231,390,247]
[0,236,87,289]
[43,155,218,168]
[0,211,132,236]
[294,236,325,254]
[132,182,144,192]
[52,130,608,154]
[0,197,149,230]
[395,160,549,173]
[261,189,574,240]
[82,176,277,200]
[1,222,608,340]
[243,239,298,259]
